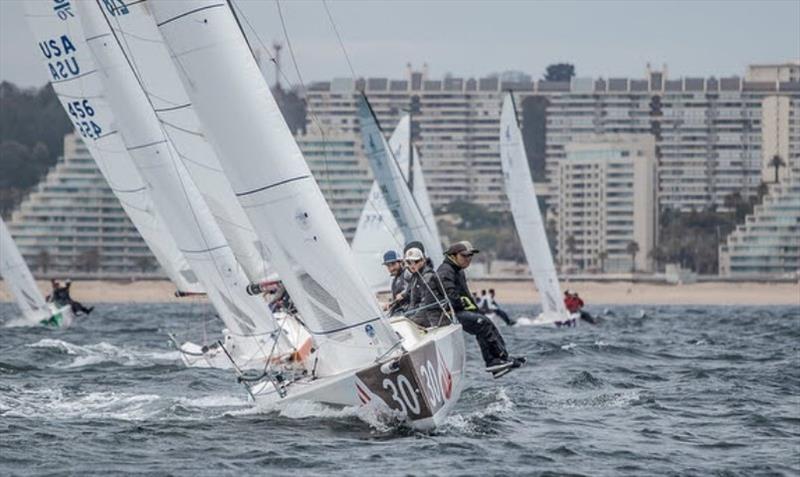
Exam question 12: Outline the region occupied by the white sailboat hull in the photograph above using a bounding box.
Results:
[514,312,580,328]
[250,318,466,430]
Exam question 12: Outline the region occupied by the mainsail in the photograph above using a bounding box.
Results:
[352,115,443,289]
[149,0,399,375]
[499,94,568,319]
[356,98,443,266]
[23,0,203,295]
[0,217,51,324]
[92,2,268,282]
[76,2,275,337]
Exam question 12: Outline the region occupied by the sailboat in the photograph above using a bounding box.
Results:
[68,2,306,370]
[499,93,576,327]
[150,0,465,429]
[0,217,74,327]
[352,114,442,291]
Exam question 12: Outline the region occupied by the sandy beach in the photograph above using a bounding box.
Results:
[1,279,798,306]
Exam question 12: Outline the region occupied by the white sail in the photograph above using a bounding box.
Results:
[0,217,50,324]
[389,116,444,265]
[92,2,268,282]
[352,115,443,289]
[351,181,402,291]
[356,99,442,266]
[499,94,569,319]
[22,0,203,295]
[77,2,274,337]
[149,0,399,375]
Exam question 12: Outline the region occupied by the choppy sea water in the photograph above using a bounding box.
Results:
[1,302,798,476]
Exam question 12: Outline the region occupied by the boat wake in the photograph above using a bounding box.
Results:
[27,338,179,368]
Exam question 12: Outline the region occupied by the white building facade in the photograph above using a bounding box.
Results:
[557,135,658,273]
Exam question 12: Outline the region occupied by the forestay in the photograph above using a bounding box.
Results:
[23,0,203,295]
[352,115,443,289]
[0,217,51,324]
[356,98,442,266]
[94,2,268,282]
[499,94,568,319]
[149,0,399,375]
[77,2,275,337]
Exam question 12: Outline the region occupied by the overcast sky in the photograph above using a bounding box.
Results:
[1,0,798,89]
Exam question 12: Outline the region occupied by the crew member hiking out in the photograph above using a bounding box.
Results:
[403,247,449,328]
[49,279,93,316]
[564,289,597,325]
[382,250,409,315]
[438,241,525,378]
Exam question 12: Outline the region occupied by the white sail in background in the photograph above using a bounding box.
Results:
[352,115,443,289]
[150,0,399,375]
[93,2,268,282]
[22,0,203,295]
[0,217,50,324]
[356,99,442,266]
[77,2,274,337]
[389,116,444,265]
[499,94,569,319]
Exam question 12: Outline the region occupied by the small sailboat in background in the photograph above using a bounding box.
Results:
[150,0,465,429]
[356,97,444,267]
[352,113,442,291]
[0,217,74,327]
[499,94,576,327]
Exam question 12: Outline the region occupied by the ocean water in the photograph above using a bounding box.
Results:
[0,302,798,476]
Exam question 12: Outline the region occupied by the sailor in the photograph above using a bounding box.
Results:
[50,279,93,315]
[437,241,525,378]
[477,289,489,312]
[404,247,448,328]
[382,250,409,315]
[488,288,515,326]
[564,290,596,325]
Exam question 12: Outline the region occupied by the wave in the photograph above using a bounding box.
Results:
[27,338,179,369]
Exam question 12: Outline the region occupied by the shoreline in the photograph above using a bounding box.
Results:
[1,279,798,306]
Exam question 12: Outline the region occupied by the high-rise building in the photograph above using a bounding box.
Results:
[718,176,800,277]
[557,134,658,273]
[7,134,160,279]
[761,95,800,183]
[301,63,800,226]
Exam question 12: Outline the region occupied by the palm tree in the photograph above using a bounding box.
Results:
[36,250,51,274]
[626,240,640,273]
[596,249,608,273]
[769,154,786,184]
[565,234,578,271]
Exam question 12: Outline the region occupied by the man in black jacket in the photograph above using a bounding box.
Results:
[382,250,408,315]
[437,241,524,378]
[404,247,448,328]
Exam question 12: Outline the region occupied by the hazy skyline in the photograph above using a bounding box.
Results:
[1,0,798,89]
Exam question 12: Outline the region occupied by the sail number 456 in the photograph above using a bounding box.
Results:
[67,99,102,140]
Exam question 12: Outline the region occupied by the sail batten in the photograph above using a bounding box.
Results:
[499,94,569,319]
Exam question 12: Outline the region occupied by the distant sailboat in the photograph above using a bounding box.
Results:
[0,217,74,327]
[356,98,444,268]
[151,0,465,429]
[352,114,442,291]
[499,94,575,327]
